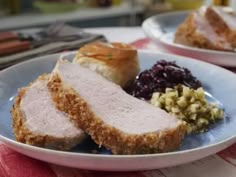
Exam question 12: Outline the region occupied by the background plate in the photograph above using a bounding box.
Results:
[142,11,236,67]
[0,51,236,171]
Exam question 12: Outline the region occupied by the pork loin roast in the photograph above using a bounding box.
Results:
[11,75,85,150]
[48,60,186,154]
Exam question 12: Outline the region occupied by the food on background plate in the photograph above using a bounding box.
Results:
[48,60,186,155]
[174,6,236,51]
[125,60,201,100]
[151,85,224,133]
[11,75,85,150]
[73,42,140,88]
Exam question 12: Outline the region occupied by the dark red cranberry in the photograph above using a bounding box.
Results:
[125,60,202,100]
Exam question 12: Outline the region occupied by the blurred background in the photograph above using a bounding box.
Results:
[0,0,233,31]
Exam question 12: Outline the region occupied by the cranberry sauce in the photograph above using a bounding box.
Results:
[125,60,202,100]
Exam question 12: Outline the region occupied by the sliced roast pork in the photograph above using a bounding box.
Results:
[48,60,186,154]
[11,75,85,150]
[174,10,233,51]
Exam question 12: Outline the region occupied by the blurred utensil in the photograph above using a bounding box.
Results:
[31,34,84,48]
[0,40,31,56]
[0,32,18,42]
[0,24,106,64]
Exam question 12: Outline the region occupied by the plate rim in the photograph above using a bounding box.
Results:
[0,133,235,159]
[0,50,236,159]
[142,11,236,64]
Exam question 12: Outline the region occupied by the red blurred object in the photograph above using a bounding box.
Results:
[0,40,31,56]
[0,32,18,42]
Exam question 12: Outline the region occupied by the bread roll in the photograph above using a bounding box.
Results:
[73,42,140,88]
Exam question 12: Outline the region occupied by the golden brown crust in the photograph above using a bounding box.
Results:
[78,42,137,61]
[48,74,186,155]
[175,13,209,49]
[73,42,140,88]
[11,74,83,150]
[228,32,236,48]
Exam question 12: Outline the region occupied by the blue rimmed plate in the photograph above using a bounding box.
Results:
[0,51,236,171]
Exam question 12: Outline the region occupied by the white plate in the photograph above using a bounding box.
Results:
[0,51,236,171]
[142,11,236,67]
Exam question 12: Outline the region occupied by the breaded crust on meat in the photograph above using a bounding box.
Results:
[11,75,83,150]
[47,74,186,155]
[174,13,216,49]
[228,32,236,48]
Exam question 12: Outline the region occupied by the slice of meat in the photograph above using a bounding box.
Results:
[48,60,186,155]
[174,10,233,51]
[11,74,85,150]
[205,7,236,48]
